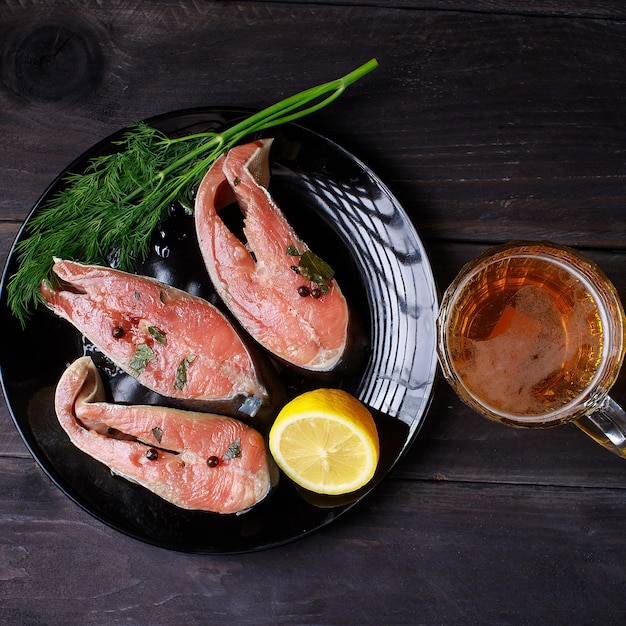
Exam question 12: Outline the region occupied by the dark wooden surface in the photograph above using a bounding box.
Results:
[1,1,626,624]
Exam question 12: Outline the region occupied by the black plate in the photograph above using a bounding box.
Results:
[0,108,438,553]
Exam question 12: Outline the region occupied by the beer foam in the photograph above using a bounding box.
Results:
[457,285,575,416]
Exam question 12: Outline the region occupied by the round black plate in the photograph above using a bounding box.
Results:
[0,108,438,553]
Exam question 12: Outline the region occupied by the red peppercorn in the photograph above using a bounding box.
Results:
[310,288,321,299]
[298,285,310,297]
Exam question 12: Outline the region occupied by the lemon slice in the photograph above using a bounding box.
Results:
[269,388,380,495]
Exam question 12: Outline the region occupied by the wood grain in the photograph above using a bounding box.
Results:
[1,1,626,623]
[2,2,625,247]
[0,456,625,624]
[263,0,626,19]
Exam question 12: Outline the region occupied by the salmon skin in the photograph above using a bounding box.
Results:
[40,259,267,414]
[55,357,275,513]
[195,138,349,372]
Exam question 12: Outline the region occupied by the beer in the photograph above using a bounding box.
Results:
[437,243,625,428]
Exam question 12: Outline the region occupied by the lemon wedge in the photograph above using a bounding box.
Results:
[269,388,380,495]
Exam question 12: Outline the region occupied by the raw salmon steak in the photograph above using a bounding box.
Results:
[40,259,267,407]
[195,138,349,371]
[55,356,275,513]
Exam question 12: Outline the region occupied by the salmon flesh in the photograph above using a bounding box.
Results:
[195,138,349,371]
[55,357,275,513]
[40,259,267,408]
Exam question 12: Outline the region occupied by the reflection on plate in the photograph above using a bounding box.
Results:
[0,108,438,553]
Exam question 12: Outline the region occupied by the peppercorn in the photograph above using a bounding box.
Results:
[146,448,159,461]
[310,287,322,299]
[207,456,220,468]
[297,285,310,297]
[112,325,125,338]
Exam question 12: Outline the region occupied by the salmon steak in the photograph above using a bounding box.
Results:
[40,259,267,408]
[55,357,275,513]
[195,138,349,371]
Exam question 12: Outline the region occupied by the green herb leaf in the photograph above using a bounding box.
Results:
[297,250,335,294]
[174,354,196,390]
[151,427,163,443]
[148,325,167,345]
[222,438,242,461]
[287,246,335,294]
[6,59,378,327]
[129,343,156,377]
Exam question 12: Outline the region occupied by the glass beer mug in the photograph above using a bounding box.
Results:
[436,242,626,457]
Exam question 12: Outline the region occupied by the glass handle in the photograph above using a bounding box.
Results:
[575,397,626,458]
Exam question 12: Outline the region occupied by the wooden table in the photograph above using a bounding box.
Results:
[1,1,625,623]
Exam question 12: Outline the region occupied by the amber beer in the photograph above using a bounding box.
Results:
[437,243,625,436]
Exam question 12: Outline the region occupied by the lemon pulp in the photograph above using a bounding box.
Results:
[269,388,380,495]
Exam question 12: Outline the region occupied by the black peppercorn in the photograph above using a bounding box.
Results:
[310,287,321,299]
[207,455,220,467]
[297,285,310,297]
[146,448,159,461]
[112,325,125,338]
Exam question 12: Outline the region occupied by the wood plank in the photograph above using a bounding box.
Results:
[0,3,624,247]
[262,0,626,19]
[1,456,625,623]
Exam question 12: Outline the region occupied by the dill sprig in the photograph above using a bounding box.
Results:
[7,58,378,327]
